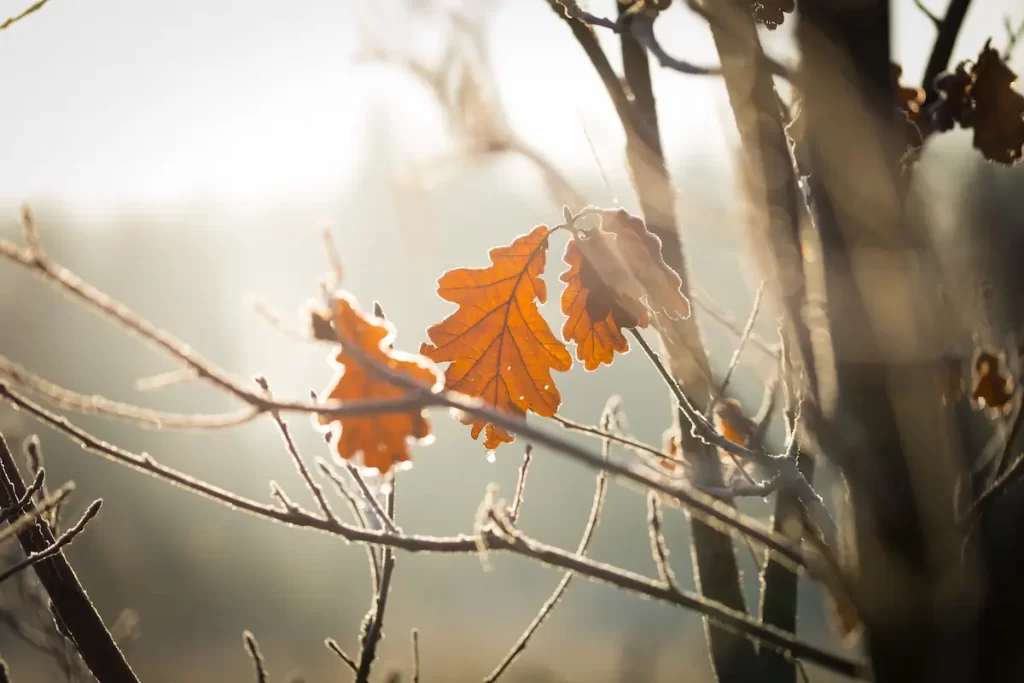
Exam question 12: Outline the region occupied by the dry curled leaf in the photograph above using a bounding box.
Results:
[660,427,683,473]
[969,42,1024,165]
[570,208,690,325]
[971,349,1014,415]
[421,226,572,450]
[714,399,755,447]
[317,291,443,474]
[559,239,648,371]
[752,0,794,30]
[935,41,1024,165]
[893,64,925,121]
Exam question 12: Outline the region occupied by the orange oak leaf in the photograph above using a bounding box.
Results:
[420,226,572,450]
[316,291,443,474]
[559,238,648,371]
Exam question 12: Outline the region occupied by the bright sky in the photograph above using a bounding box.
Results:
[0,0,1019,208]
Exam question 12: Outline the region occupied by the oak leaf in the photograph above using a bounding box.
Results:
[421,226,572,450]
[316,291,443,474]
[570,208,690,324]
[559,238,648,371]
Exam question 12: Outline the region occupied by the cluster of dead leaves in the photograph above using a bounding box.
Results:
[930,41,1024,165]
[422,209,690,450]
[312,209,691,472]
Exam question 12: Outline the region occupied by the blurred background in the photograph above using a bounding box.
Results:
[0,0,1022,680]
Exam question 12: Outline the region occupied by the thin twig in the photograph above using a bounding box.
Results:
[691,287,779,361]
[922,0,973,103]
[356,477,397,683]
[256,377,337,523]
[316,458,381,589]
[411,629,420,683]
[484,425,611,682]
[345,462,397,533]
[913,0,942,28]
[507,445,533,525]
[1004,16,1024,61]
[242,631,268,683]
[322,227,345,288]
[0,468,46,524]
[0,0,52,31]
[325,638,357,672]
[550,414,686,467]
[716,281,766,399]
[646,491,677,589]
[0,354,258,430]
[0,483,74,549]
[0,499,103,587]
[133,367,197,393]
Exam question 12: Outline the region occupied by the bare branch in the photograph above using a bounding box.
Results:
[550,413,687,468]
[0,2,54,33]
[356,477,397,683]
[913,0,942,28]
[316,458,381,590]
[255,377,337,523]
[242,631,268,683]
[628,329,834,540]
[325,638,357,672]
[484,426,611,682]
[0,431,137,682]
[647,491,677,590]
[716,281,766,400]
[410,629,420,683]
[506,444,533,526]
[0,380,809,571]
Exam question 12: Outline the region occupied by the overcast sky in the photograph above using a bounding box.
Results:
[0,0,1019,208]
